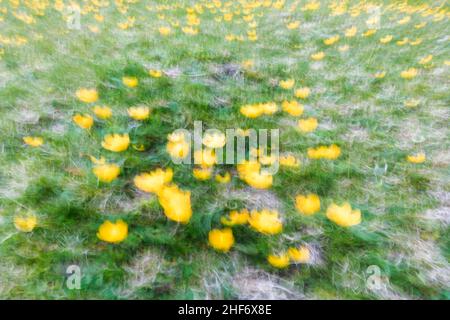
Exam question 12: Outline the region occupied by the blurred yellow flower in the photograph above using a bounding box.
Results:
[279,154,300,168]
[374,71,386,79]
[134,168,173,193]
[248,209,282,235]
[243,170,273,189]
[194,149,217,167]
[193,167,212,180]
[288,246,310,263]
[73,114,94,130]
[23,136,43,147]
[297,117,318,133]
[215,172,231,184]
[93,163,120,183]
[326,202,361,227]
[102,133,130,152]
[324,35,339,45]
[311,51,325,61]
[400,68,418,79]
[127,106,150,120]
[158,184,192,224]
[240,104,264,118]
[282,100,303,116]
[122,76,138,88]
[76,88,98,103]
[287,21,300,29]
[379,35,393,44]
[295,193,320,215]
[159,26,172,36]
[345,26,357,37]
[404,99,420,108]
[294,87,310,99]
[14,213,37,232]
[97,220,128,243]
[221,209,249,226]
[92,105,112,119]
[203,132,226,148]
[407,153,426,164]
[419,55,433,65]
[307,144,341,160]
[208,228,235,252]
[279,78,295,90]
[149,69,163,78]
[267,253,290,268]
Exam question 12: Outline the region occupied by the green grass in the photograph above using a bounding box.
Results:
[0,0,449,299]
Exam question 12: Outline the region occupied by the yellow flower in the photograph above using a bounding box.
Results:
[159,26,172,36]
[267,253,290,268]
[279,79,295,90]
[14,213,37,232]
[182,26,199,35]
[73,114,94,130]
[326,202,361,227]
[149,69,163,78]
[419,55,433,65]
[345,26,357,37]
[203,132,226,148]
[208,228,235,252]
[76,88,98,103]
[193,167,212,180]
[396,37,409,46]
[409,38,422,46]
[93,163,120,183]
[23,136,43,147]
[221,209,249,226]
[215,172,231,184]
[374,71,386,79]
[294,87,310,99]
[307,144,341,160]
[297,117,318,133]
[158,184,192,224]
[295,193,320,215]
[122,76,138,88]
[241,59,254,70]
[97,220,128,243]
[102,133,130,152]
[282,100,303,116]
[362,29,377,37]
[311,51,325,61]
[287,21,300,29]
[407,153,426,164]
[279,154,300,168]
[243,171,273,189]
[324,35,340,45]
[404,99,420,108]
[398,16,411,25]
[194,149,217,167]
[248,209,282,235]
[134,168,173,193]
[288,246,310,263]
[379,35,393,44]
[415,22,426,29]
[261,102,278,115]
[127,106,150,120]
[400,68,418,79]
[240,104,264,118]
[167,140,190,159]
[92,105,112,119]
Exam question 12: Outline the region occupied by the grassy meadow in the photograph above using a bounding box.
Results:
[0,0,449,299]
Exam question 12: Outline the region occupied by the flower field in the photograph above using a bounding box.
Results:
[0,0,449,299]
